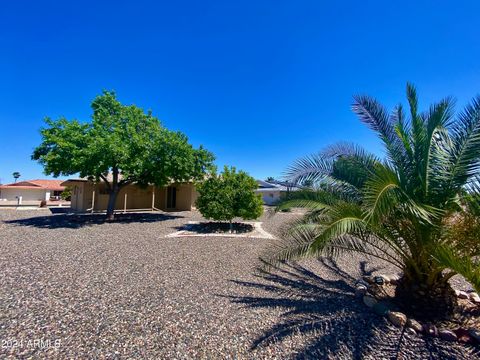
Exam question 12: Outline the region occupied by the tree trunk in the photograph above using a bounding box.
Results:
[395,270,457,320]
[105,167,120,221]
[106,190,119,221]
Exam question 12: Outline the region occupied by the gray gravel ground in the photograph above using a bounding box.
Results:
[0,208,479,359]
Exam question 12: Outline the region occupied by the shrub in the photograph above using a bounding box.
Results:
[61,186,72,201]
[196,166,263,231]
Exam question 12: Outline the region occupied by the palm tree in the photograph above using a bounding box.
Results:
[12,172,20,183]
[268,84,480,319]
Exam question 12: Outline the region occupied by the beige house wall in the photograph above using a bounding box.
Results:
[0,188,48,202]
[172,183,191,210]
[256,190,283,205]
[68,182,196,212]
[191,187,199,209]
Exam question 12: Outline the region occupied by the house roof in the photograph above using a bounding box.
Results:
[61,173,195,187]
[60,178,88,185]
[257,180,277,189]
[256,180,300,192]
[61,174,121,186]
[0,179,65,191]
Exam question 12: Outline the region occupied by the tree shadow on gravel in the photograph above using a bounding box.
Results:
[4,212,183,229]
[224,259,479,359]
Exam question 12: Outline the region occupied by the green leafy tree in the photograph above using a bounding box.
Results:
[33,91,215,220]
[12,172,20,182]
[196,166,264,231]
[268,84,480,319]
[266,177,276,182]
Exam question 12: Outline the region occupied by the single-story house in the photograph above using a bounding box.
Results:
[255,180,300,205]
[61,178,198,213]
[0,179,65,204]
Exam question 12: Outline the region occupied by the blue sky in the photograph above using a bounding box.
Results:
[1,1,480,184]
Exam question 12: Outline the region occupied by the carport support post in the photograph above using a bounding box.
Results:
[91,189,95,213]
[124,193,127,213]
[151,186,155,211]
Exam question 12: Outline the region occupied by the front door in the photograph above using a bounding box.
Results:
[166,186,176,209]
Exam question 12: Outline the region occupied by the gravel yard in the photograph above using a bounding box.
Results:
[0,209,479,359]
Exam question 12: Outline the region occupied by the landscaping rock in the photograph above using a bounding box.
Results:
[363,295,377,308]
[355,279,369,288]
[381,274,391,283]
[424,324,438,337]
[372,302,390,316]
[355,284,368,297]
[388,274,401,285]
[387,311,407,328]
[468,329,480,343]
[406,327,416,336]
[362,276,375,284]
[454,328,473,344]
[438,329,457,342]
[407,318,423,333]
[455,290,469,299]
[469,292,480,304]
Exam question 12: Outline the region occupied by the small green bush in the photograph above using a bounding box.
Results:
[196,166,263,230]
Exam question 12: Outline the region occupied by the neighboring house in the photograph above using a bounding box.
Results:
[0,179,65,204]
[255,180,300,205]
[62,177,198,213]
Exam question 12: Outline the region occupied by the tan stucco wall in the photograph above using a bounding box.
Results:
[191,187,199,209]
[173,183,194,211]
[67,182,195,212]
[71,184,84,210]
[154,186,166,210]
[0,188,48,202]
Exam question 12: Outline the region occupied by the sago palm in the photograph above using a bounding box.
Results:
[269,84,480,319]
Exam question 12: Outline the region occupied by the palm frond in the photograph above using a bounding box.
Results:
[406,82,418,120]
[448,95,480,189]
[352,95,407,172]
[283,152,334,185]
[264,223,320,264]
[352,95,398,150]
[352,95,393,143]
[363,163,401,223]
[323,235,404,268]
[434,245,480,293]
[275,199,330,212]
[393,103,413,159]
[419,97,455,196]
[465,175,480,216]
[275,188,340,211]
